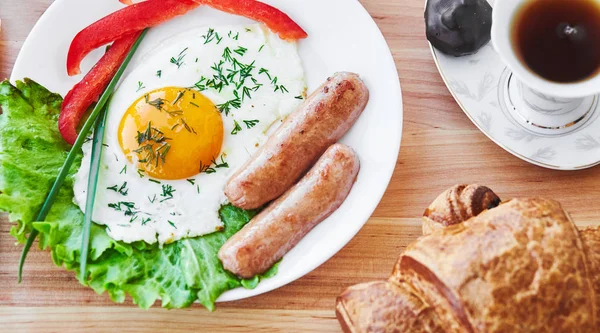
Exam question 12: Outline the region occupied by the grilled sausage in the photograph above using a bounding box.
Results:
[225,72,369,210]
[219,143,360,278]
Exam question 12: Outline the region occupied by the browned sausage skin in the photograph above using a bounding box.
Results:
[225,72,369,210]
[219,143,360,279]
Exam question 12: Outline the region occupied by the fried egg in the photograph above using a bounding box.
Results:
[74,24,306,245]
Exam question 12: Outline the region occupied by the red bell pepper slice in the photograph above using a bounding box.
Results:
[195,0,308,41]
[59,32,141,144]
[67,0,199,76]
[119,0,133,4]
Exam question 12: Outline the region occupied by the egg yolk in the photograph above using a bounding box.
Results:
[118,87,224,180]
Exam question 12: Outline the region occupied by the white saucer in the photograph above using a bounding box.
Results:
[430,35,600,170]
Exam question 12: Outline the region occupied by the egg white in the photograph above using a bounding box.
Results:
[74,24,306,245]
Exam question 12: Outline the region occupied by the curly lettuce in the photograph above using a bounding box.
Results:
[0,79,273,310]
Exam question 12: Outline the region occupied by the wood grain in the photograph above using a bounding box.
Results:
[2,0,600,332]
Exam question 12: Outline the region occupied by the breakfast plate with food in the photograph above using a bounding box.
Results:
[1,0,402,309]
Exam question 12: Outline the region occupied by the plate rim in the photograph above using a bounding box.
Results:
[9,0,404,303]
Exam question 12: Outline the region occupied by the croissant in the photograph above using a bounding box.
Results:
[336,185,600,332]
[422,184,501,235]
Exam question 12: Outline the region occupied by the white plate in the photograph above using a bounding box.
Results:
[429,0,600,170]
[11,0,403,302]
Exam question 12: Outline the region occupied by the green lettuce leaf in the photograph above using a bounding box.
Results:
[0,79,271,310]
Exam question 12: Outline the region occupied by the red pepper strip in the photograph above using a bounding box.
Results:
[59,32,141,144]
[67,0,198,76]
[195,0,308,41]
[119,0,133,4]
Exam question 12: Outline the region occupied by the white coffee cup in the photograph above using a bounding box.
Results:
[491,0,600,134]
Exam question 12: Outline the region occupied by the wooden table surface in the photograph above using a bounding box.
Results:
[2,0,600,332]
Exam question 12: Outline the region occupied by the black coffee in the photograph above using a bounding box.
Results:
[512,0,600,83]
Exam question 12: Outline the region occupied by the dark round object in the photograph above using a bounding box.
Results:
[425,0,493,57]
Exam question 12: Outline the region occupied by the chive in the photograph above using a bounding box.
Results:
[80,29,149,283]
[79,106,109,282]
[16,29,148,283]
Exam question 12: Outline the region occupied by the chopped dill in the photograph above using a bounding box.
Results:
[172,91,185,105]
[231,120,242,135]
[241,86,252,101]
[170,47,188,68]
[108,201,137,217]
[234,46,248,57]
[136,81,145,92]
[259,68,272,80]
[212,154,229,169]
[160,184,176,202]
[274,85,289,93]
[217,96,241,116]
[107,182,128,196]
[145,95,167,110]
[243,119,259,129]
[199,161,216,174]
[203,28,222,44]
[223,47,234,62]
[135,122,172,167]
